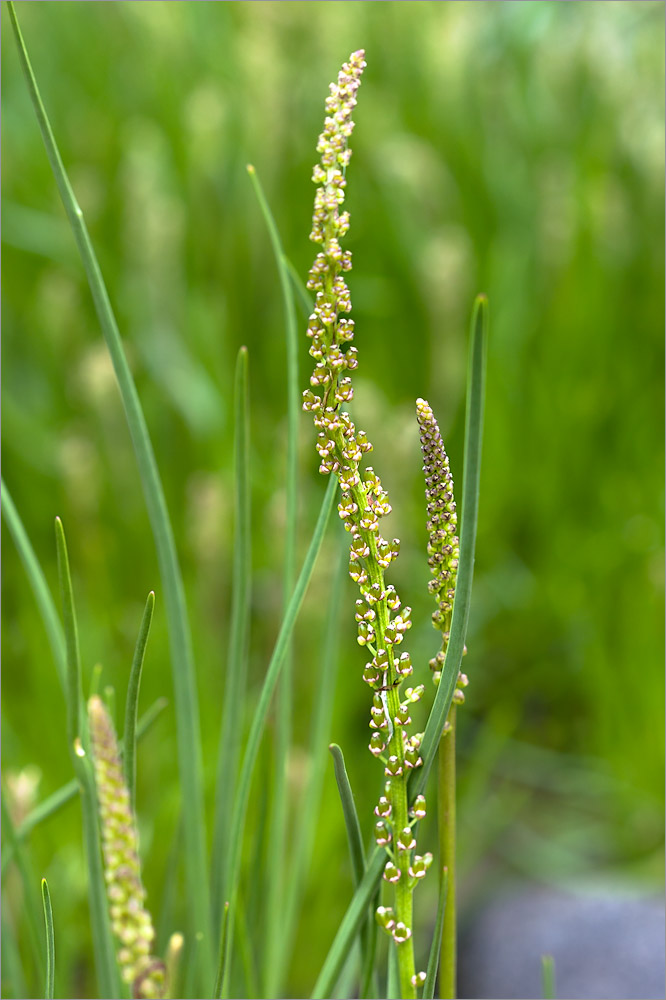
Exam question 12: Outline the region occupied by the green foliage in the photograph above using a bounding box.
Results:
[2,3,663,998]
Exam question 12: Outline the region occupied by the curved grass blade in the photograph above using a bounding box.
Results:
[1,479,66,689]
[285,256,314,319]
[218,475,337,998]
[54,517,122,998]
[330,744,379,1000]
[329,745,365,885]
[312,294,488,999]
[41,878,55,1000]
[123,591,155,811]
[212,347,251,931]
[386,937,399,1000]
[278,537,347,990]
[423,868,449,1000]
[246,165,299,994]
[212,901,230,999]
[7,6,212,982]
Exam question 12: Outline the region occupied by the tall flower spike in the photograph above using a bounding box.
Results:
[304,52,424,997]
[416,398,465,692]
[88,696,165,1000]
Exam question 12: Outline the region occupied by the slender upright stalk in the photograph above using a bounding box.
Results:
[437,708,456,999]
[41,879,55,1000]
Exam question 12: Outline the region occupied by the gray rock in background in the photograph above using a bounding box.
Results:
[458,884,665,1000]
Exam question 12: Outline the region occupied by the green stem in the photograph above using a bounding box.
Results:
[41,879,55,1000]
[438,707,456,999]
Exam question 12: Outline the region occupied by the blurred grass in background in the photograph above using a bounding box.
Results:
[2,2,663,997]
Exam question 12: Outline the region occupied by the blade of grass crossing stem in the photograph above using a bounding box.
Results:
[412,295,487,799]
[541,955,557,999]
[438,708,457,1000]
[285,256,315,319]
[386,938,400,1000]
[1,479,66,690]
[329,745,379,1000]
[54,517,122,998]
[212,347,251,931]
[423,868,449,1000]
[0,794,46,984]
[41,879,55,1000]
[7,7,212,983]
[277,536,348,991]
[246,166,299,997]
[123,591,155,812]
[219,476,337,998]
[312,295,488,999]
[1,698,167,878]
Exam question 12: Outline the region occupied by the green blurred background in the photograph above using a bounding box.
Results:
[2,2,664,997]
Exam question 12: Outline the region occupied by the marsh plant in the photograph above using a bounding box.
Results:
[3,15,486,1000]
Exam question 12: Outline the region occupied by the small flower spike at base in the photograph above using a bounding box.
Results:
[88,696,165,999]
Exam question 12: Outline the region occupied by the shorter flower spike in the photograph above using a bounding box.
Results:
[88,696,165,999]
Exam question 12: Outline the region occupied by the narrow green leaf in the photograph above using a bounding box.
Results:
[165,933,185,1000]
[123,591,155,811]
[54,517,82,759]
[423,868,449,1000]
[386,937,399,1000]
[412,294,488,799]
[329,745,365,886]
[330,744,380,1000]
[7,6,212,983]
[247,165,299,996]
[212,347,251,930]
[1,479,66,689]
[41,879,55,1000]
[541,954,557,1000]
[278,536,347,989]
[52,517,122,998]
[219,475,337,998]
[285,255,315,319]
[312,294,488,999]
[213,902,230,1000]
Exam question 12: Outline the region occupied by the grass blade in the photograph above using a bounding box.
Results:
[41,878,55,1000]
[285,256,314,319]
[386,938,399,1000]
[1,479,66,689]
[329,745,365,885]
[219,475,337,998]
[123,591,155,812]
[7,5,212,981]
[330,743,380,999]
[246,165,299,996]
[411,294,488,799]
[54,517,82,757]
[312,294,488,999]
[278,537,347,987]
[423,868,449,1000]
[541,954,557,999]
[212,347,251,929]
[213,901,230,999]
[53,518,122,998]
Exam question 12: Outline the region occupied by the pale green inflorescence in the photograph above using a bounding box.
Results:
[88,696,165,1000]
[415,397,468,705]
[303,50,431,963]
